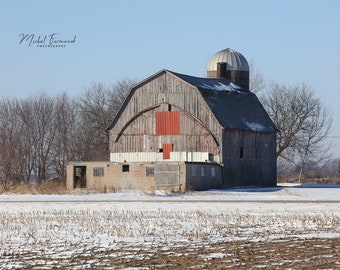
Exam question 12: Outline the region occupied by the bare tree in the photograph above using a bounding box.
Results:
[0,98,25,190]
[50,93,79,182]
[249,59,266,94]
[1,78,137,182]
[261,81,332,177]
[0,93,75,186]
[76,78,137,161]
[76,82,113,161]
[295,98,332,181]
[18,94,59,182]
[109,78,137,108]
[0,78,136,188]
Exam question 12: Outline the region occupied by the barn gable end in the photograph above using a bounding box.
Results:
[108,70,223,164]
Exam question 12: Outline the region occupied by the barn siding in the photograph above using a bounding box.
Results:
[185,163,223,190]
[110,72,222,160]
[222,129,276,186]
[111,109,220,157]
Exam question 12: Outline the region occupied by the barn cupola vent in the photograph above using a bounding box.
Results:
[207,48,249,90]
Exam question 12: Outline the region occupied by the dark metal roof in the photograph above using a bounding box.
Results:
[169,71,276,132]
[170,70,247,93]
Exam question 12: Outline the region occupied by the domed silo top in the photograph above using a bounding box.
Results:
[207,48,249,89]
[207,48,249,72]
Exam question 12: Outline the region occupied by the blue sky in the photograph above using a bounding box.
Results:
[1,0,340,156]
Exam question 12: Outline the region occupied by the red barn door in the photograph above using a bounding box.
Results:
[162,144,172,159]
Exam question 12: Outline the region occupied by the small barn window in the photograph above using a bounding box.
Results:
[201,167,205,177]
[240,147,244,159]
[191,166,196,177]
[211,167,216,177]
[93,167,104,177]
[146,167,154,177]
[122,165,130,172]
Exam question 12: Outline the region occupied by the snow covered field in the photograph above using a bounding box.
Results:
[0,184,339,269]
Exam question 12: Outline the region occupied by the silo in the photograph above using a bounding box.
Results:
[207,48,249,90]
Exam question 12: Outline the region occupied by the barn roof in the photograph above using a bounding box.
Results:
[169,71,276,132]
[108,69,276,133]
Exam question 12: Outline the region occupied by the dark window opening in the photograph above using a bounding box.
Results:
[211,167,216,177]
[93,167,104,177]
[159,148,163,153]
[240,147,244,159]
[74,166,86,188]
[168,104,172,111]
[146,167,154,177]
[201,167,205,176]
[191,166,196,177]
[122,165,130,172]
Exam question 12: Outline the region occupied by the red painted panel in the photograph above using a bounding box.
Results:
[156,111,165,135]
[170,111,180,135]
[156,111,180,135]
[163,143,172,159]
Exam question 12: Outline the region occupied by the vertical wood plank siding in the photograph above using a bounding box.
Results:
[109,72,222,157]
[222,129,277,186]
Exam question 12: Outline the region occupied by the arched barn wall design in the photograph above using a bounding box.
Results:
[112,106,220,158]
[66,48,277,191]
[108,71,223,164]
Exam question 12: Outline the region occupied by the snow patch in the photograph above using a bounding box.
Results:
[200,82,236,91]
[230,82,243,89]
[245,121,267,131]
[0,186,339,269]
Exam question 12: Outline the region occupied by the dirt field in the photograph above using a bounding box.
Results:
[1,237,339,269]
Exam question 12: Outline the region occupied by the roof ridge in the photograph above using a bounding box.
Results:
[169,70,248,93]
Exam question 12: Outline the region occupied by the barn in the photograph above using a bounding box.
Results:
[66,48,277,191]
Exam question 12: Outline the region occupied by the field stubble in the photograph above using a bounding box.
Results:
[0,207,339,269]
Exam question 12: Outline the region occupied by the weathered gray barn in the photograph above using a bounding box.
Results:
[66,48,277,191]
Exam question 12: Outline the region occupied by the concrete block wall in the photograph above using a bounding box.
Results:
[67,161,188,192]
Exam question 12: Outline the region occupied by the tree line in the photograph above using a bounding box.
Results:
[250,61,332,180]
[0,79,137,191]
[0,66,332,190]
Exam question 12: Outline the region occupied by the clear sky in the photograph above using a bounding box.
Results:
[1,0,340,157]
